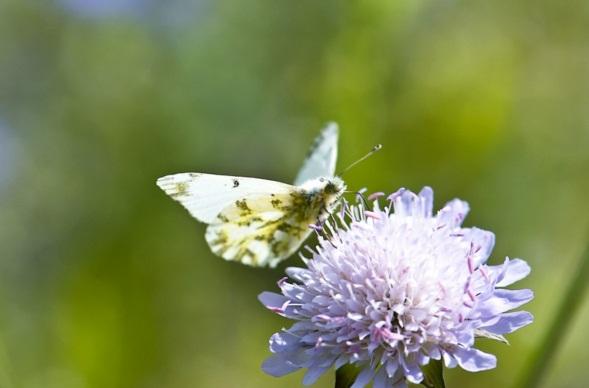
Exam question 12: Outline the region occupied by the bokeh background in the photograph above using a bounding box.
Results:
[1,1,588,387]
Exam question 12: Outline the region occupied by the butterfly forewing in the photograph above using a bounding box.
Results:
[156,173,294,223]
[293,122,339,185]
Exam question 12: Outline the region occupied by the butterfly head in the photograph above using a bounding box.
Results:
[323,176,346,195]
[299,176,346,219]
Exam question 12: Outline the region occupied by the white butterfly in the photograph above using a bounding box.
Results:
[156,122,346,267]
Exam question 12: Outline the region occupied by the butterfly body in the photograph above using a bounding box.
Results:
[157,123,343,267]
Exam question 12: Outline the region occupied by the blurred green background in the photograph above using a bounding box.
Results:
[1,1,588,387]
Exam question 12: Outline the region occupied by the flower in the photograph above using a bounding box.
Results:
[259,187,533,387]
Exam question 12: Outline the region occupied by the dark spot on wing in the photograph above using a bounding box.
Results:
[237,216,263,227]
[233,179,239,188]
[235,199,252,216]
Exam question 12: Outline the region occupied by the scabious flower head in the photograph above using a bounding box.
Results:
[259,187,533,387]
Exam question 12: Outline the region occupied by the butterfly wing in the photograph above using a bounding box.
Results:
[205,190,317,267]
[156,173,294,224]
[293,122,339,185]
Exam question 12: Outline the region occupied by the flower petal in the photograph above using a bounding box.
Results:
[258,292,288,310]
[480,311,534,334]
[495,258,531,287]
[442,351,458,368]
[478,289,534,316]
[401,359,423,384]
[302,363,332,385]
[437,199,470,227]
[391,188,418,217]
[372,368,387,388]
[285,266,312,282]
[453,347,497,372]
[418,186,434,217]
[262,354,300,376]
[463,228,495,267]
[269,331,300,353]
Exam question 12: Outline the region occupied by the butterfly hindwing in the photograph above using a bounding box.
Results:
[205,191,321,267]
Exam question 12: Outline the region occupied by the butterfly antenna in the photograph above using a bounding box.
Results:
[338,144,382,177]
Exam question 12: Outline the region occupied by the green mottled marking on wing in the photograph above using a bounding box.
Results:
[210,201,309,262]
[171,182,189,198]
[235,199,252,215]
[205,191,324,266]
[206,183,344,267]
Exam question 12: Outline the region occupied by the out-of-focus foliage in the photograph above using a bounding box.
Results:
[0,1,588,387]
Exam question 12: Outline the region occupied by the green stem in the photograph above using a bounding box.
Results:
[421,359,445,388]
[517,241,589,388]
[335,364,361,388]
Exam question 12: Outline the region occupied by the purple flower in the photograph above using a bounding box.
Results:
[259,187,533,387]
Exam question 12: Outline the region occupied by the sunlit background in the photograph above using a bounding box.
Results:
[1,1,588,387]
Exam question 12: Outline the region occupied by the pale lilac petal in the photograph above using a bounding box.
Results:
[285,266,312,282]
[479,289,534,316]
[259,291,300,317]
[279,282,311,302]
[453,347,497,372]
[495,258,531,287]
[262,354,300,376]
[401,360,423,384]
[442,351,458,368]
[463,228,495,267]
[418,186,434,217]
[302,363,331,385]
[391,188,419,217]
[258,292,288,309]
[372,367,389,388]
[437,199,470,227]
[480,311,534,334]
[387,188,406,202]
[269,332,300,353]
[427,347,442,360]
[455,328,475,346]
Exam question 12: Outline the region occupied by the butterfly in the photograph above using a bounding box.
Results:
[156,122,346,268]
